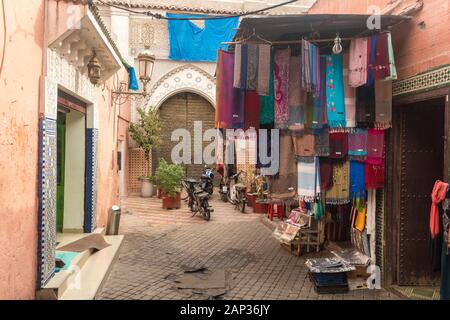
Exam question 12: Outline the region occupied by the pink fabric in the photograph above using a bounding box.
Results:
[430,180,449,238]
[367,129,384,164]
[274,48,290,127]
[349,37,368,87]
[343,52,356,128]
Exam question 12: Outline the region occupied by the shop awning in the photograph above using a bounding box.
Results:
[234,14,410,44]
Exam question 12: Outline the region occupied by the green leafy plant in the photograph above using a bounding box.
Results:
[128,107,162,162]
[154,159,184,197]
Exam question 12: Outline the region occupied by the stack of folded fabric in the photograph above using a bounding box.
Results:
[305,258,355,294]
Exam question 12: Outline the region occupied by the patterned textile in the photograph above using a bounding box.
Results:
[271,132,297,194]
[274,48,290,128]
[348,128,368,160]
[365,163,384,190]
[329,132,348,159]
[367,36,377,86]
[288,105,305,131]
[349,37,368,87]
[375,80,392,129]
[319,157,333,191]
[288,55,305,107]
[216,50,235,128]
[343,52,356,128]
[315,129,330,157]
[257,44,271,96]
[350,160,366,199]
[259,50,275,125]
[233,44,242,89]
[310,42,321,97]
[367,129,384,165]
[326,160,350,204]
[356,84,375,128]
[301,39,312,91]
[246,43,258,90]
[244,91,260,130]
[297,157,321,202]
[312,56,327,129]
[325,54,346,128]
[373,33,390,81]
[292,133,316,157]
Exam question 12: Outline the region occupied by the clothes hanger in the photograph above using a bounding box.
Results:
[241,28,272,45]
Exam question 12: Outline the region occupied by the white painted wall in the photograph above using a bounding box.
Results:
[63,110,86,232]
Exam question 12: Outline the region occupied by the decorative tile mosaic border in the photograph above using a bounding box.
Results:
[84,128,99,233]
[393,65,450,96]
[37,117,57,288]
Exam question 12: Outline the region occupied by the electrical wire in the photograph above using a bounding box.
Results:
[94,0,299,20]
[0,0,6,79]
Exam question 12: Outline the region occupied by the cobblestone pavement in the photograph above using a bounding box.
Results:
[97,194,399,300]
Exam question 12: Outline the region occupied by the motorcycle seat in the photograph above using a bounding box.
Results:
[234,183,246,191]
[197,192,210,199]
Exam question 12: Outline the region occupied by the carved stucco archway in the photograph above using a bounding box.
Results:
[144,64,216,111]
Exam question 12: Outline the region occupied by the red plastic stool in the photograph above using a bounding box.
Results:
[268,200,284,221]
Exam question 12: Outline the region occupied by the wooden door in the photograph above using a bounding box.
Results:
[398,98,445,285]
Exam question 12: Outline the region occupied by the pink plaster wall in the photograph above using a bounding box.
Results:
[0,0,45,300]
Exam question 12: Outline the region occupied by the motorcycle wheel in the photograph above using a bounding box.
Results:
[203,209,211,221]
[220,192,228,202]
[238,196,246,213]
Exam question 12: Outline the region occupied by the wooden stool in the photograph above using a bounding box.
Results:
[268,199,284,221]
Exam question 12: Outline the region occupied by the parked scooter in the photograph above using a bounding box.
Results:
[200,165,215,197]
[220,171,247,213]
[182,178,213,221]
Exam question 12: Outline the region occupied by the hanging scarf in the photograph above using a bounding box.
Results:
[302,39,312,92]
[257,124,272,169]
[375,80,392,129]
[297,157,321,202]
[356,84,375,128]
[319,157,333,191]
[288,105,305,131]
[257,44,271,96]
[260,49,275,125]
[329,132,348,159]
[430,181,449,239]
[386,32,398,80]
[367,129,384,164]
[233,44,242,89]
[304,93,315,130]
[292,133,316,157]
[349,37,368,87]
[343,52,356,128]
[367,35,377,86]
[271,132,298,194]
[274,48,290,128]
[231,88,245,129]
[373,33,390,81]
[326,160,350,204]
[326,54,346,128]
[367,189,377,263]
[240,44,248,89]
[312,56,327,130]
[288,55,304,108]
[348,128,368,160]
[310,42,321,97]
[365,163,384,190]
[216,50,236,128]
[350,160,366,199]
[315,129,330,157]
[246,43,258,90]
[244,91,260,130]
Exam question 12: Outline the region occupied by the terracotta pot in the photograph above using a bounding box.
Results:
[253,200,269,214]
[162,192,181,210]
[246,193,256,208]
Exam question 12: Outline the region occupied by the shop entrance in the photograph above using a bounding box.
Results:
[396,97,446,285]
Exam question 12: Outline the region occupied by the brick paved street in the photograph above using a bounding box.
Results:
[97,194,399,300]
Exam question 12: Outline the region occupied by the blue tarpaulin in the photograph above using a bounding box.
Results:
[167,13,239,62]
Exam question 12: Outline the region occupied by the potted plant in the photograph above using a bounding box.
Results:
[128,107,162,198]
[253,174,270,214]
[154,159,184,210]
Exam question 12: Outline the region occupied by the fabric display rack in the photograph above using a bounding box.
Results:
[216,29,396,292]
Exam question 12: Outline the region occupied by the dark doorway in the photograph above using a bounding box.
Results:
[397,97,446,285]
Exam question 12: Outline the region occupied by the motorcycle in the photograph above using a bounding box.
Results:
[220,171,247,213]
[200,165,215,197]
[182,178,213,221]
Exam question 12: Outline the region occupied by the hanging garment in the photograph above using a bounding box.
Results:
[343,52,356,128]
[355,207,367,232]
[386,32,398,80]
[246,43,258,90]
[430,181,449,239]
[315,129,330,157]
[366,129,384,165]
[244,91,260,130]
[288,105,305,131]
[441,245,450,300]
[375,80,393,129]
[288,55,305,108]
[240,44,248,89]
[312,56,327,130]
[356,84,376,128]
[292,133,316,157]
[233,44,242,89]
[366,35,378,86]
[329,132,348,159]
[271,132,298,194]
[319,157,334,191]
[349,37,368,87]
[310,42,321,97]
[297,157,321,202]
[365,163,384,190]
[215,129,225,167]
[304,93,315,130]
[274,48,290,128]
[257,44,271,96]
[257,124,272,169]
[326,160,350,204]
[302,39,312,91]
[231,88,245,129]
[216,50,235,128]
[326,54,346,128]
[350,160,366,199]
[348,128,368,161]
[367,189,377,264]
[167,13,239,62]
[373,33,391,81]
[260,50,275,125]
